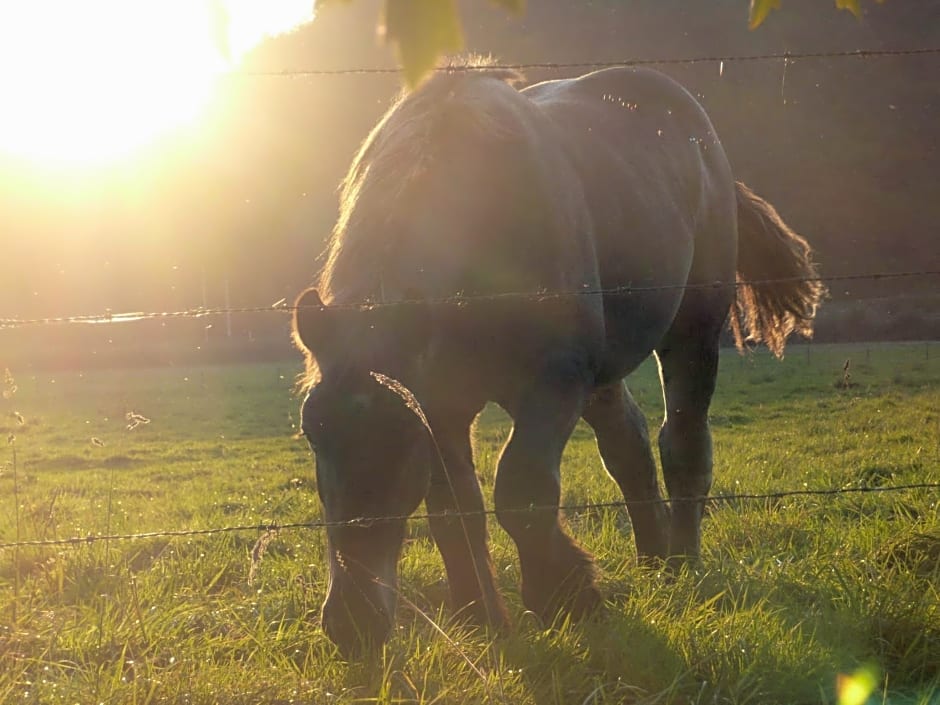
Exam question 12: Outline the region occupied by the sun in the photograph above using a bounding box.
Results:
[0,0,313,168]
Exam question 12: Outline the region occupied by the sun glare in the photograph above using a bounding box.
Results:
[0,1,314,168]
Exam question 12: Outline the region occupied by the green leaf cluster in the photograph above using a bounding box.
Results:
[323,0,524,88]
[326,1,891,86]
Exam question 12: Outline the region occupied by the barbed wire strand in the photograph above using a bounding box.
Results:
[1,481,937,551]
[233,47,940,78]
[1,269,938,330]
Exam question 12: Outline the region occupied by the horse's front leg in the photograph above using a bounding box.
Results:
[494,364,599,622]
[425,406,509,631]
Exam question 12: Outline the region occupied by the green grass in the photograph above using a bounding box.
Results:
[1,343,938,704]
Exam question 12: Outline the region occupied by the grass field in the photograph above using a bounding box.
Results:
[1,342,938,704]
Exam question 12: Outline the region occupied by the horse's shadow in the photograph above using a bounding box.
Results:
[497,599,684,705]
[376,573,684,704]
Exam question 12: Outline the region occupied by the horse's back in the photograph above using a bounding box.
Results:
[525,68,735,282]
[525,68,738,377]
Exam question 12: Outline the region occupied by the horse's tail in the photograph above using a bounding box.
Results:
[730,181,826,358]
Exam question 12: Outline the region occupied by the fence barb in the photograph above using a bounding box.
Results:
[231,47,940,78]
[1,269,938,330]
[2,482,938,551]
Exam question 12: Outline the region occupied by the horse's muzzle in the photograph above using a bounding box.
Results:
[321,574,395,657]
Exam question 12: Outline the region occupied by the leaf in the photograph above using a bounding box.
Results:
[489,0,525,13]
[748,0,782,29]
[382,0,464,89]
[835,0,862,17]
[750,0,877,28]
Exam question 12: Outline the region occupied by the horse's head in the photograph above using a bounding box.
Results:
[293,288,432,656]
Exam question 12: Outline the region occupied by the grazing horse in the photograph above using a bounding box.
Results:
[292,65,824,656]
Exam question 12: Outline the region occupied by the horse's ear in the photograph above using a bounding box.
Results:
[293,288,329,354]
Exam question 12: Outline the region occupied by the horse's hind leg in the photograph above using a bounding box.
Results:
[582,382,669,562]
[425,406,508,631]
[655,326,722,560]
[494,365,599,622]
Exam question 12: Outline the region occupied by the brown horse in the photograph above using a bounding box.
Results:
[292,65,824,656]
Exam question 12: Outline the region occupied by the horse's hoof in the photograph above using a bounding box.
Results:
[664,554,703,577]
[564,583,603,621]
[524,576,603,626]
[634,531,670,562]
[635,552,669,570]
[449,595,511,635]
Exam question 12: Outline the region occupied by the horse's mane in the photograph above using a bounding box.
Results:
[318,58,525,302]
[294,58,525,390]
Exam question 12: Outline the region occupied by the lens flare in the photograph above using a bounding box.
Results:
[0,0,314,167]
[836,664,880,705]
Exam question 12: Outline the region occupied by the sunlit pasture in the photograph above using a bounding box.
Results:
[0,343,937,704]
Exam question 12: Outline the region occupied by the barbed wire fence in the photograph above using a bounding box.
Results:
[2,269,939,329]
[228,46,940,77]
[1,46,939,556]
[2,268,938,553]
[2,483,939,552]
